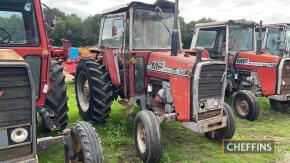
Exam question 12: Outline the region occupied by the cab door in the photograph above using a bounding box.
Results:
[0,0,49,106]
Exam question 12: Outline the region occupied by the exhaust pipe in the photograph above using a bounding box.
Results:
[256,20,263,55]
[171,0,179,56]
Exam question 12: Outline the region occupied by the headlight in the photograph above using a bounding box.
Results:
[11,127,28,143]
[282,80,286,86]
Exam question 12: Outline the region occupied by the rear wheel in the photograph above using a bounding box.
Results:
[134,110,162,163]
[42,60,69,131]
[269,99,290,113]
[205,103,236,140]
[65,121,104,163]
[233,90,259,121]
[75,58,113,122]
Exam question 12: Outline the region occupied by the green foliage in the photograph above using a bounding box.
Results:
[48,9,100,47]
[48,7,214,48]
[180,17,215,49]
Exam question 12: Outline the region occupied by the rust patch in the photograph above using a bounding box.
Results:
[0,49,23,61]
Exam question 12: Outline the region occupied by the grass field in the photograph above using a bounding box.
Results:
[37,81,290,163]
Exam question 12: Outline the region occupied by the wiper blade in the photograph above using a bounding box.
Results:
[155,6,171,37]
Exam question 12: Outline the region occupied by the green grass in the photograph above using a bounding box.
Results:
[38,82,290,163]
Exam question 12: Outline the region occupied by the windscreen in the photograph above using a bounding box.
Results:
[0,0,39,46]
[265,28,286,56]
[229,25,254,51]
[196,30,217,48]
[133,9,174,50]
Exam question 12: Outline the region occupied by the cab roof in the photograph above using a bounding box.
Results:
[100,0,175,15]
[195,19,256,28]
[259,23,290,29]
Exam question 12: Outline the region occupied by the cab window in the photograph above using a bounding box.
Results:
[0,0,39,46]
[101,17,124,48]
[266,28,285,55]
[196,30,217,48]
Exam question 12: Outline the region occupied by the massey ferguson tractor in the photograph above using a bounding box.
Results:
[255,23,290,57]
[75,0,236,162]
[0,0,103,162]
[191,20,290,121]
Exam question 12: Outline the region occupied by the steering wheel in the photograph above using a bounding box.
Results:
[0,27,11,45]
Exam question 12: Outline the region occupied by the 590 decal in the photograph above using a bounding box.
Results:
[236,58,277,68]
[147,61,190,77]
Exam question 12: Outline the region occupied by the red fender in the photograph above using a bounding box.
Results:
[103,50,121,87]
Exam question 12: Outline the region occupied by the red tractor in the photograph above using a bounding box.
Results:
[0,0,103,162]
[75,0,236,162]
[255,23,290,57]
[191,20,290,121]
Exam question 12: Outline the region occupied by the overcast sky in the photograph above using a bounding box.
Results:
[42,0,290,23]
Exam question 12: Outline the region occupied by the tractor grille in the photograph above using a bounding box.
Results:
[280,60,290,95]
[0,68,32,128]
[0,67,33,161]
[198,64,226,100]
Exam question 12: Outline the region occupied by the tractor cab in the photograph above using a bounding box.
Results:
[99,0,178,51]
[191,20,256,59]
[0,0,53,105]
[96,0,182,99]
[256,23,290,57]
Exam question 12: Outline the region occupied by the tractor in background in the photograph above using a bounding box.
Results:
[255,23,290,57]
[254,23,290,112]
[75,0,235,162]
[0,0,103,162]
[191,20,290,121]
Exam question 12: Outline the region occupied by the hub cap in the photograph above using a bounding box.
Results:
[77,72,90,112]
[137,122,147,154]
[236,98,249,116]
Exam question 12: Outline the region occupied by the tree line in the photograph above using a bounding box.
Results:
[48,8,214,49]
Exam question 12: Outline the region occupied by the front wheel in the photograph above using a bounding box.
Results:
[232,90,259,121]
[269,99,290,113]
[134,110,162,163]
[65,121,104,163]
[205,103,236,140]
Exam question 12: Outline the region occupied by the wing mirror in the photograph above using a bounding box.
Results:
[42,4,55,30]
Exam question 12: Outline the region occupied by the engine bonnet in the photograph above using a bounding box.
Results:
[0,49,23,61]
[147,52,200,77]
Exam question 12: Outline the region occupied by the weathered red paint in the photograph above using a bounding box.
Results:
[62,61,77,75]
[147,52,196,72]
[103,50,121,87]
[145,52,197,121]
[0,0,51,107]
[235,52,280,96]
[169,76,191,121]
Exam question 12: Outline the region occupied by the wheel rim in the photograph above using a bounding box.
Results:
[137,122,147,154]
[77,72,90,112]
[235,98,249,116]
